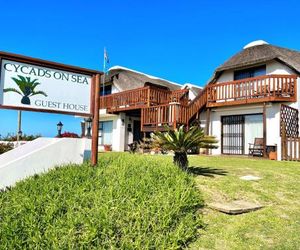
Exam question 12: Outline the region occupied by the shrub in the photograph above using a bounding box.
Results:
[0,143,14,154]
[59,132,79,138]
[0,153,203,249]
[1,133,41,141]
[152,126,218,171]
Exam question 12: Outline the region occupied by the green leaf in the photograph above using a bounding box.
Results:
[30,91,47,97]
[3,88,23,96]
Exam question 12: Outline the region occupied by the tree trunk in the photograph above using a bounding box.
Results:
[173,152,188,171]
[21,96,31,105]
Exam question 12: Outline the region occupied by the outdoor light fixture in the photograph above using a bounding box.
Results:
[57,121,63,137]
[17,130,22,139]
[80,121,86,138]
[85,117,92,138]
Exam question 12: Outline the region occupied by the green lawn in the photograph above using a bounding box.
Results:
[0,153,299,249]
[0,153,202,249]
[187,155,300,250]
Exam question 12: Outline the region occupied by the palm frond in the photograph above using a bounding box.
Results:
[30,91,47,97]
[3,88,23,96]
[152,125,218,153]
[11,76,27,94]
[10,75,46,98]
[31,82,41,90]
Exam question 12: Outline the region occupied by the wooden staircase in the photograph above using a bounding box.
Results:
[141,88,208,131]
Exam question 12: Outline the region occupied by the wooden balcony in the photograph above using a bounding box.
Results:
[100,86,188,112]
[206,74,297,107]
[141,75,297,131]
[99,74,297,131]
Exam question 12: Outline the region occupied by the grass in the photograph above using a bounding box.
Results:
[0,153,203,249]
[1,153,299,249]
[187,155,300,250]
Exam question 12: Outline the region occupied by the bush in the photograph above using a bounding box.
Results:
[58,132,80,138]
[1,133,41,141]
[0,153,203,249]
[0,143,14,154]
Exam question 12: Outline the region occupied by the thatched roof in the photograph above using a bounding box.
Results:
[105,66,182,91]
[209,41,300,84]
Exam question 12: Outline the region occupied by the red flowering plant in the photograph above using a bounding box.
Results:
[57,132,80,138]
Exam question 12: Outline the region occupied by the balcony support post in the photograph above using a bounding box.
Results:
[147,87,151,107]
[205,108,211,155]
[205,108,211,135]
[263,102,267,158]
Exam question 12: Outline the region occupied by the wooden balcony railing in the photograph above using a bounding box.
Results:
[282,136,300,161]
[100,86,189,111]
[100,86,149,111]
[206,75,297,107]
[141,103,189,131]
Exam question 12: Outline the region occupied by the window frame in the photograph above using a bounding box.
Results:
[99,120,113,145]
[234,65,266,81]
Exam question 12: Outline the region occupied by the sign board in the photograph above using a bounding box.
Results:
[0,59,93,115]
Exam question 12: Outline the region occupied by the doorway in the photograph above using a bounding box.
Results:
[133,120,143,142]
[221,114,263,155]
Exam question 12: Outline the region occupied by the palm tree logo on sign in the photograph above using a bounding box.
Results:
[3,75,48,105]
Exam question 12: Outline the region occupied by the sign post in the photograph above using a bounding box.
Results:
[91,74,100,166]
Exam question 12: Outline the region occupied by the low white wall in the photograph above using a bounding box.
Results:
[0,140,28,148]
[0,137,91,189]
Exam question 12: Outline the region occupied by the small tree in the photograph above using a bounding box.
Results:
[152,125,218,171]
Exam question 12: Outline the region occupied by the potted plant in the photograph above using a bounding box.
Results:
[104,144,112,151]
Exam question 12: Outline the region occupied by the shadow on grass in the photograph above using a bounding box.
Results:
[188,166,228,177]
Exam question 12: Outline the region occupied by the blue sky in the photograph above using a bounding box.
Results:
[1,0,300,137]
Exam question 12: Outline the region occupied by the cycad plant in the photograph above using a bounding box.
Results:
[152,125,218,171]
[4,75,47,105]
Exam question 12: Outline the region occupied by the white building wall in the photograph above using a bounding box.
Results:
[210,60,299,160]
[98,113,125,152]
[112,84,119,93]
[266,61,296,75]
[216,70,234,82]
[215,60,297,83]
[99,113,141,152]
[204,104,281,155]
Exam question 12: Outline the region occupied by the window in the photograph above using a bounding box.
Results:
[99,121,113,145]
[100,85,112,96]
[234,65,266,80]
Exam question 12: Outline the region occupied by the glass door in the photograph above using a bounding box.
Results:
[221,114,263,155]
[244,114,263,154]
[221,115,244,155]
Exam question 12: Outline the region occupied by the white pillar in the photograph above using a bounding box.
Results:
[114,113,126,151]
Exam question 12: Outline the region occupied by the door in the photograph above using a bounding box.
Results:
[244,114,263,154]
[133,120,143,142]
[221,115,244,155]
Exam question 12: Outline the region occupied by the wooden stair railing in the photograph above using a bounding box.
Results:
[141,87,208,131]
